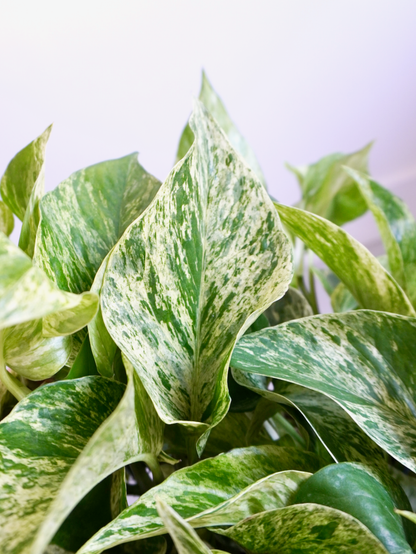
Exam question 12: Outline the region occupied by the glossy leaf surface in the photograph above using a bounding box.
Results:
[231,311,416,472]
[102,102,292,451]
[276,204,415,316]
[0,376,124,554]
[78,446,322,554]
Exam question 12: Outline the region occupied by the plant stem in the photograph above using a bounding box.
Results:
[144,454,164,485]
[0,332,31,401]
[271,411,306,449]
[308,266,319,314]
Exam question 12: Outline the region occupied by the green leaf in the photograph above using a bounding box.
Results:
[0,201,14,236]
[0,124,52,221]
[0,376,125,554]
[219,503,389,553]
[231,310,416,473]
[156,499,212,554]
[346,168,416,307]
[292,463,412,554]
[177,71,266,187]
[276,203,415,316]
[66,334,98,379]
[102,101,292,453]
[290,144,371,225]
[19,163,45,257]
[78,446,322,554]
[34,153,161,294]
[331,281,358,312]
[30,357,164,554]
[265,286,313,325]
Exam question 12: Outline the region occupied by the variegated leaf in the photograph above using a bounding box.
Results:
[218,504,389,553]
[0,124,52,221]
[30,357,164,554]
[0,200,14,236]
[276,204,415,316]
[102,101,292,453]
[78,446,322,554]
[0,376,124,554]
[34,153,160,294]
[231,311,416,472]
[177,72,266,187]
[19,163,45,257]
[265,286,313,325]
[347,168,416,307]
[289,143,371,225]
[156,499,212,554]
[331,281,358,312]
[292,463,413,554]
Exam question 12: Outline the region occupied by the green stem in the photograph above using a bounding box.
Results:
[144,454,164,485]
[308,266,319,315]
[272,411,306,449]
[0,332,31,401]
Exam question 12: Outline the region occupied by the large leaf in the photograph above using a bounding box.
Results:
[276,204,415,316]
[101,101,292,453]
[347,168,416,307]
[0,200,14,236]
[34,153,160,294]
[218,504,389,553]
[0,124,52,221]
[231,310,416,473]
[177,72,266,186]
[78,445,322,554]
[31,357,164,554]
[289,143,371,225]
[292,463,412,554]
[0,376,124,554]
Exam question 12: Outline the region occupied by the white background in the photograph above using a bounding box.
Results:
[1,0,416,252]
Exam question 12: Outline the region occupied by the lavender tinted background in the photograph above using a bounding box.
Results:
[1,0,416,255]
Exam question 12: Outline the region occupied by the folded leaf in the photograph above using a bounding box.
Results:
[218,503,389,553]
[35,153,160,294]
[0,376,124,554]
[0,124,52,221]
[176,71,266,187]
[19,163,45,257]
[346,168,416,307]
[31,357,164,554]
[78,445,322,554]
[0,200,14,236]
[289,144,371,225]
[292,463,412,554]
[102,101,292,453]
[231,311,416,472]
[276,204,415,316]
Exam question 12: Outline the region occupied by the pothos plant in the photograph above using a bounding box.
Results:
[2,72,416,554]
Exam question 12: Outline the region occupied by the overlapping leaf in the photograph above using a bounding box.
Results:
[78,446,322,554]
[276,204,415,316]
[218,504,389,553]
[0,376,124,554]
[265,286,313,325]
[0,201,14,236]
[101,101,292,452]
[35,153,160,294]
[231,310,416,472]
[347,168,416,307]
[176,72,266,186]
[30,357,164,554]
[288,143,371,225]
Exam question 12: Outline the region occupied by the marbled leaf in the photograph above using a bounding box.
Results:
[219,503,389,553]
[231,311,416,472]
[19,163,45,257]
[276,204,414,316]
[176,71,266,187]
[78,446,322,554]
[0,376,124,554]
[102,101,292,453]
[35,153,160,294]
[265,286,313,325]
[0,124,52,221]
[288,143,371,225]
[30,357,164,554]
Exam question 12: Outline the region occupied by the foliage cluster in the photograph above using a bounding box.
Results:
[2,73,416,554]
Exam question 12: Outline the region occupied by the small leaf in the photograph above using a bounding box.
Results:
[231,310,416,473]
[19,163,45,257]
[265,286,313,325]
[102,101,292,454]
[0,376,125,554]
[276,204,415,316]
[0,124,52,221]
[292,463,412,554]
[65,334,98,379]
[219,503,389,553]
[77,446,322,554]
[0,201,14,236]
[177,71,266,187]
